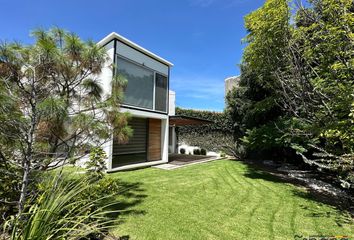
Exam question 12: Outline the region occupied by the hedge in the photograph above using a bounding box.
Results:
[175,108,233,152]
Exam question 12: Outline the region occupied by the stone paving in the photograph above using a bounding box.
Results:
[153,154,219,170]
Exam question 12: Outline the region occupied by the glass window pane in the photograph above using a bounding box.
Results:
[155,73,167,112]
[116,57,154,109]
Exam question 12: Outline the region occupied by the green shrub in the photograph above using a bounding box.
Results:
[180,148,186,154]
[223,141,246,159]
[0,163,22,225]
[86,147,107,179]
[193,149,201,155]
[200,149,207,155]
[81,176,120,203]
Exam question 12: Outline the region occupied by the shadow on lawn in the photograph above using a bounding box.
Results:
[240,161,353,222]
[108,180,147,220]
[243,166,286,184]
[295,191,353,227]
[101,179,147,239]
[99,178,147,240]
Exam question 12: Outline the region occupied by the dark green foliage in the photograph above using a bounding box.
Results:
[86,147,108,179]
[0,163,22,222]
[227,0,354,189]
[226,0,290,159]
[176,108,233,152]
[200,149,207,155]
[193,149,201,155]
[176,108,233,133]
[180,148,186,154]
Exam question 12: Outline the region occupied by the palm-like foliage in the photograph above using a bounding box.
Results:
[0,28,131,217]
[7,176,117,240]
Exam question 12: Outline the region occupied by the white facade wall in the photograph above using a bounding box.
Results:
[98,41,115,170]
[225,76,240,97]
[168,90,176,116]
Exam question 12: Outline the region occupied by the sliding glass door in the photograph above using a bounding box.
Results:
[112,118,148,168]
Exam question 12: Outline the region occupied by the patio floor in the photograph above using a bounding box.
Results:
[153,154,218,170]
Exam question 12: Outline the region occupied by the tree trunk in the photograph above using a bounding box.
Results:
[18,99,37,216]
[18,159,30,215]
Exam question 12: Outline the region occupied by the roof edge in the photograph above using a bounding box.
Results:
[97,32,174,67]
[224,75,240,82]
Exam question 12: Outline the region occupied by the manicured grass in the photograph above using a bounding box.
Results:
[109,160,353,240]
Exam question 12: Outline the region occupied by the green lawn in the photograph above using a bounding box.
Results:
[109,160,353,240]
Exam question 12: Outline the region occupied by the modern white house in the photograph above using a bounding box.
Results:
[96,32,172,172]
[96,32,211,172]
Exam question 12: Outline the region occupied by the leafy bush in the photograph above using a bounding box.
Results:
[193,149,201,155]
[200,149,207,155]
[86,147,108,179]
[223,141,246,160]
[0,163,22,225]
[180,148,186,154]
[236,117,310,162]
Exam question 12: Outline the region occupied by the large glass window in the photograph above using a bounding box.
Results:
[116,57,154,109]
[155,73,167,112]
[115,56,168,112]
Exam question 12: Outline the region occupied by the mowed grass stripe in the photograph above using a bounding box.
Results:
[109,160,353,240]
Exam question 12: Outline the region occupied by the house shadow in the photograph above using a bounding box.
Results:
[99,179,147,240]
[239,160,353,222]
[106,179,147,218]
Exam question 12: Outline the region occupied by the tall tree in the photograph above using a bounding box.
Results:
[274,0,354,186]
[0,28,131,214]
[227,0,354,188]
[227,0,291,158]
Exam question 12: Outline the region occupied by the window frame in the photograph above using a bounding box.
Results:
[154,72,168,112]
[115,54,169,114]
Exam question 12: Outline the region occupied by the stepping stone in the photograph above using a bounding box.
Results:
[153,164,181,170]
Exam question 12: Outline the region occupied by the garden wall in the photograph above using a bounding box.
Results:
[175,108,233,152]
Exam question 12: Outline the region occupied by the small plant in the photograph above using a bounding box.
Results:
[220,151,226,158]
[193,149,201,155]
[86,147,107,179]
[223,141,246,159]
[200,149,207,155]
[6,175,117,240]
[180,148,186,154]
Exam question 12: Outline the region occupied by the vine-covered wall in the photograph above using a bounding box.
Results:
[175,108,233,152]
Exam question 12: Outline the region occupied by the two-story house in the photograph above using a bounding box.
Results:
[96,32,173,172]
[96,32,212,172]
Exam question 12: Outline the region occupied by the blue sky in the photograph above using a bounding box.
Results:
[0,0,265,111]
